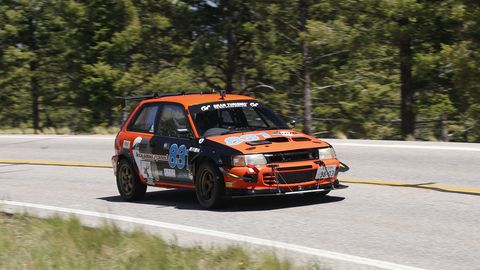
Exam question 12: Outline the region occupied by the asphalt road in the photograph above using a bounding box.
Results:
[1,135,479,270]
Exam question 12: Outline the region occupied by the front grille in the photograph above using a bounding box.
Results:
[263,169,317,185]
[264,149,318,163]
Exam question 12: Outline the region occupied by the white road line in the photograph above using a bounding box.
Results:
[1,200,424,270]
[2,135,480,152]
[332,143,480,152]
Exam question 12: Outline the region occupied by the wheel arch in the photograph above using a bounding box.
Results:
[117,150,139,177]
[192,155,223,184]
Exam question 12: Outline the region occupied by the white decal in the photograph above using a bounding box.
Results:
[141,161,153,180]
[273,131,298,137]
[249,102,259,107]
[315,165,337,179]
[122,140,131,149]
[135,152,168,162]
[189,147,200,153]
[133,136,143,148]
[201,105,211,111]
[199,138,205,144]
[164,168,176,177]
[224,132,271,146]
[212,102,247,110]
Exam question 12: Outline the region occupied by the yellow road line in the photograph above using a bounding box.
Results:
[0,159,112,168]
[1,159,479,196]
[339,177,480,196]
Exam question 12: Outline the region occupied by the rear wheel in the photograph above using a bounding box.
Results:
[195,162,225,209]
[117,159,147,201]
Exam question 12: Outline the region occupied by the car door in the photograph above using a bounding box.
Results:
[150,103,197,185]
[123,102,160,184]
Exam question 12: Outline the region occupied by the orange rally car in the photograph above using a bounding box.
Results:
[112,91,347,208]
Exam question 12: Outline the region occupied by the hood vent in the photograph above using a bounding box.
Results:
[266,137,289,143]
[292,137,311,142]
[246,140,272,146]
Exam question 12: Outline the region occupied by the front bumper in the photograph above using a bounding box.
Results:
[225,180,348,198]
[111,155,118,175]
[221,159,343,192]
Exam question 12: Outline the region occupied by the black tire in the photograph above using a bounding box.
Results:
[116,159,147,201]
[195,162,225,209]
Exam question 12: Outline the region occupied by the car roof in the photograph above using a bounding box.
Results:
[141,93,256,107]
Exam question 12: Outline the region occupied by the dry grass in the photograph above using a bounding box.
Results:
[0,213,324,270]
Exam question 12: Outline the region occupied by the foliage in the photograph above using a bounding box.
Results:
[0,0,478,141]
[0,213,318,270]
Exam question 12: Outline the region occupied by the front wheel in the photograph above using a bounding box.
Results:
[195,162,225,209]
[116,159,147,201]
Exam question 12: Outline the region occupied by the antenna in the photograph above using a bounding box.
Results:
[220,90,226,100]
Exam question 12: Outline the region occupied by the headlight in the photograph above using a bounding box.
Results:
[318,147,336,160]
[232,154,267,167]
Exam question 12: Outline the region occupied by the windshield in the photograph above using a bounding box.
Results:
[189,101,289,137]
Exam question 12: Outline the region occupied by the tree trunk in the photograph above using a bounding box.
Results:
[30,61,40,133]
[302,42,312,135]
[222,1,238,94]
[399,22,415,139]
[28,18,40,133]
[299,0,312,135]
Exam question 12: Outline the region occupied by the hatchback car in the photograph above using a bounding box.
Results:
[112,92,347,208]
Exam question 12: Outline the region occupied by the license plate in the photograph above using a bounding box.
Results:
[315,165,337,179]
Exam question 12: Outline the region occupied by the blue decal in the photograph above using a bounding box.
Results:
[177,145,187,169]
[168,144,188,169]
[168,144,178,168]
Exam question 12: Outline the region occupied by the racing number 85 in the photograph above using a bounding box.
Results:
[168,144,187,169]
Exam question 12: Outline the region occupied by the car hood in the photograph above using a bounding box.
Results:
[206,129,330,154]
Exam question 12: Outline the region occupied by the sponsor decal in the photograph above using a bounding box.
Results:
[189,147,200,153]
[164,168,176,178]
[132,136,164,181]
[272,131,298,137]
[189,100,263,114]
[135,152,168,162]
[141,161,154,185]
[199,138,205,144]
[122,140,131,149]
[212,102,248,110]
[177,171,192,179]
[224,132,271,146]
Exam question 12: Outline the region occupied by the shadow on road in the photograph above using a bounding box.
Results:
[98,189,345,212]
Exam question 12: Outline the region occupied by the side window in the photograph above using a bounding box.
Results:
[128,104,159,133]
[157,104,192,138]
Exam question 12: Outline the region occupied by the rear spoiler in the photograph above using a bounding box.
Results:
[115,90,223,122]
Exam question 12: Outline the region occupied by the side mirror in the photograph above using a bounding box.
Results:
[289,119,297,127]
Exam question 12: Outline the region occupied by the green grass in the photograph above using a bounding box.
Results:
[0,213,324,270]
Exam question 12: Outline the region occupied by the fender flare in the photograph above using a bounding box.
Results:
[117,149,140,176]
